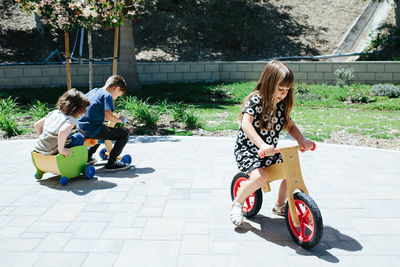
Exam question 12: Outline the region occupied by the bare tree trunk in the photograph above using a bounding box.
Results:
[34,14,45,40]
[119,19,141,93]
[396,0,400,27]
[113,27,119,75]
[88,30,93,90]
[65,32,71,90]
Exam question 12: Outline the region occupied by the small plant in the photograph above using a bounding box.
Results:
[117,96,159,127]
[133,100,160,128]
[334,67,354,87]
[0,97,19,114]
[117,96,140,113]
[170,102,186,121]
[370,84,400,98]
[168,103,201,129]
[155,99,170,114]
[182,108,201,129]
[29,100,53,120]
[347,87,371,103]
[209,85,231,99]
[295,83,311,94]
[0,114,23,137]
[0,97,23,136]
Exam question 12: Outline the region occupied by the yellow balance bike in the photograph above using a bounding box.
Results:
[230,143,323,249]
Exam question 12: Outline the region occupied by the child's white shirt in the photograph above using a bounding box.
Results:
[34,110,78,155]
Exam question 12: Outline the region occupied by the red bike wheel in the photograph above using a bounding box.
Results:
[230,172,262,218]
[285,192,323,248]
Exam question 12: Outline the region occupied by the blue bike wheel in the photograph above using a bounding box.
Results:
[34,171,43,180]
[83,165,95,179]
[121,154,132,165]
[60,176,69,186]
[99,148,108,160]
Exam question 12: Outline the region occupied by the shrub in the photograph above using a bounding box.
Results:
[358,23,400,61]
[334,67,354,87]
[347,87,372,103]
[370,84,400,98]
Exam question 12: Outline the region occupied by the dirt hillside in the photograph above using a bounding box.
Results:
[0,0,368,63]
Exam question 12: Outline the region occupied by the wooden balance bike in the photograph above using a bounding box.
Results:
[230,143,323,248]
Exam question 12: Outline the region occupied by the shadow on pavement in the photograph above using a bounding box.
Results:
[38,177,117,196]
[235,214,362,263]
[94,166,155,178]
[37,166,154,194]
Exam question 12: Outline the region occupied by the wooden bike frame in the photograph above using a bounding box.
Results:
[261,145,309,227]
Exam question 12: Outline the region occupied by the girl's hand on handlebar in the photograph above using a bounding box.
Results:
[298,139,316,152]
[258,144,275,158]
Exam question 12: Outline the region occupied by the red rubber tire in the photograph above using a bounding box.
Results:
[285,192,323,249]
[230,172,263,218]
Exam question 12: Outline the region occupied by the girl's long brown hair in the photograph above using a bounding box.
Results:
[239,60,295,130]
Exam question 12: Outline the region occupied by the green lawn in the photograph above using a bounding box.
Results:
[1,82,399,142]
[192,104,400,141]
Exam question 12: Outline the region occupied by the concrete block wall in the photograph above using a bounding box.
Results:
[0,61,399,88]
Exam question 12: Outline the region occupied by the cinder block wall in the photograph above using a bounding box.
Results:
[0,61,399,88]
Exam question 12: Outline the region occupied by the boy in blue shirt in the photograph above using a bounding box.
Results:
[78,75,130,171]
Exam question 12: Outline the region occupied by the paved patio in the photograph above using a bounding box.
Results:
[0,136,399,267]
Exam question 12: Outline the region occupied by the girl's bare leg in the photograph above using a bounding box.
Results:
[235,168,267,204]
[276,179,287,208]
[231,168,267,226]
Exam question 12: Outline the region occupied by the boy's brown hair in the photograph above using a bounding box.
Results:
[57,88,90,117]
[104,75,127,95]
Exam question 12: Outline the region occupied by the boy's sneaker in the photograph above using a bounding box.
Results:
[105,160,130,172]
[87,157,97,165]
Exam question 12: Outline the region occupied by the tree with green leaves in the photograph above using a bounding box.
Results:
[16,0,139,90]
